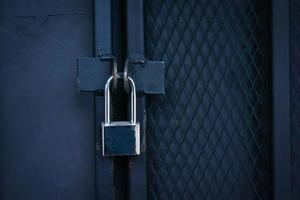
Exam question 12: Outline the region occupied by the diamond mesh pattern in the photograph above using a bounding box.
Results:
[291,0,300,199]
[145,0,272,199]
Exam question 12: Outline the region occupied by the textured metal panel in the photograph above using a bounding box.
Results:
[145,0,272,199]
[291,0,300,199]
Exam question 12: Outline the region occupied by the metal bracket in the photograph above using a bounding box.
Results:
[99,53,118,90]
[77,57,165,95]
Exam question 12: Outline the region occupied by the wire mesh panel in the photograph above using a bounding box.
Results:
[291,0,300,199]
[145,0,272,199]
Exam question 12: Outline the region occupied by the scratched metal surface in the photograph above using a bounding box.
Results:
[0,1,95,199]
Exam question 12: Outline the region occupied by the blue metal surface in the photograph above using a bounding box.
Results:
[0,0,96,199]
[290,0,300,199]
[273,0,291,199]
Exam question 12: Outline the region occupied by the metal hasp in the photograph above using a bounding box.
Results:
[77,58,165,94]
[102,76,140,156]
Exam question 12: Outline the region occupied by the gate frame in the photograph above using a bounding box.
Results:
[272,0,291,199]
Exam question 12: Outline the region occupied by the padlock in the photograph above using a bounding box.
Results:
[102,75,140,156]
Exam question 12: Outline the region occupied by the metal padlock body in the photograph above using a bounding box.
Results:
[102,76,140,156]
[102,122,140,156]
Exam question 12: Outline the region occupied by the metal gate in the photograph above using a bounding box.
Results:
[146,0,272,199]
[0,0,296,199]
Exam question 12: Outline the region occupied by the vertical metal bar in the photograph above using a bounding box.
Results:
[94,0,114,199]
[126,0,145,60]
[128,99,147,200]
[95,0,112,56]
[126,0,147,199]
[272,0,291,199]
[112,1,128,199]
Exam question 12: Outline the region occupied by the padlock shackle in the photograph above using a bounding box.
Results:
[129,76,136,124]
[104,75,136,124]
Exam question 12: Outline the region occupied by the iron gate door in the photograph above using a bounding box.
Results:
[145,0,272,199]
[0,0,297,199]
